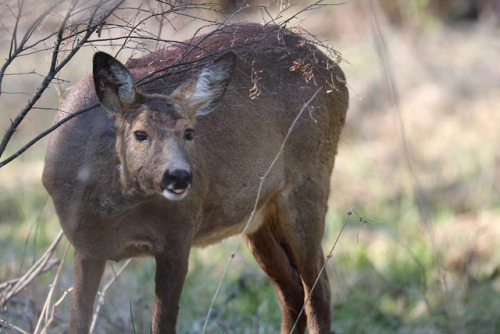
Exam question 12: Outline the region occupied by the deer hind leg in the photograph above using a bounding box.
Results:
[278,181,333,334]
[69,251,106,334]
[244,202,307,334]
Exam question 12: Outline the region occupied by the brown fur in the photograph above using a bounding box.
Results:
[42,23,348,333]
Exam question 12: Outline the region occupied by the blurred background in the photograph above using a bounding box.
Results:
[0,0,499,333]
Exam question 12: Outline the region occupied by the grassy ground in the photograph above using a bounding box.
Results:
[1,1,499,333]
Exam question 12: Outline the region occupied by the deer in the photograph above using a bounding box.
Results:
[42,23,348,334]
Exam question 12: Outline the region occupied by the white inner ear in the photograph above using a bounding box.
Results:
[189,66,225,115]
[111,63,135,104]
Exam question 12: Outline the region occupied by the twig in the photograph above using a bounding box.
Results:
[35,241,71,334]
[211,273,249,319]
[0,319,30,334]
[0,230,64,307]
[289,208,354,334]
[0,0,124,163]
[0,102,100,168]
[89,258,133,333]
[0,259,59,291]
[201,87,322,334]
[0,0,66,96]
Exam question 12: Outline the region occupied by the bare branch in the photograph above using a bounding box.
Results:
[0,0,124,163]
[0,102,99,168]
[0,0,66,95]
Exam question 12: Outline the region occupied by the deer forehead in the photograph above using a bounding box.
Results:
[128,108,191,137]
[127,94,186,122]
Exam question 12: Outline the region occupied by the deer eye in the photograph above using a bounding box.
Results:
[184,128,194,140]
[134,130,148,141]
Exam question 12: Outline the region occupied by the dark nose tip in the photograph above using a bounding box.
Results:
[159,169,193,191]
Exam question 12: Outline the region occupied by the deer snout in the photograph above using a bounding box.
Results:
[159,169,193,201]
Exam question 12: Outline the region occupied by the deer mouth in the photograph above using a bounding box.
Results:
[170,188,186,194]
[162,185,190,201]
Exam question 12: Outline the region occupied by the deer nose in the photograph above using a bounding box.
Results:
[159,169,193,193]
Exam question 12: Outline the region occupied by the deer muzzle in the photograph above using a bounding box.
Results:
[159,169,192,201]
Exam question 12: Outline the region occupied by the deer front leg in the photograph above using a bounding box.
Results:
[68,251,106,334]
[151,244,191,333]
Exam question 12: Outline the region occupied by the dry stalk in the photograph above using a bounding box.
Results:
[89,258,133,333]
[0,259,56,291]
[201,87,322,334]
[0,230,64,307]
[35,241,71,334]
[0,319,30,334]
[289,208,354,333]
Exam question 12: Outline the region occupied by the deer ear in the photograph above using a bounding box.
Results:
[93,52,136,116]
[171,52,236,117]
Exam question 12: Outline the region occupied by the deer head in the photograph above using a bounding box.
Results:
[92,51,236,200]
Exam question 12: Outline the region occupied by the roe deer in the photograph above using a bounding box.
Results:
[42,23,348,333]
